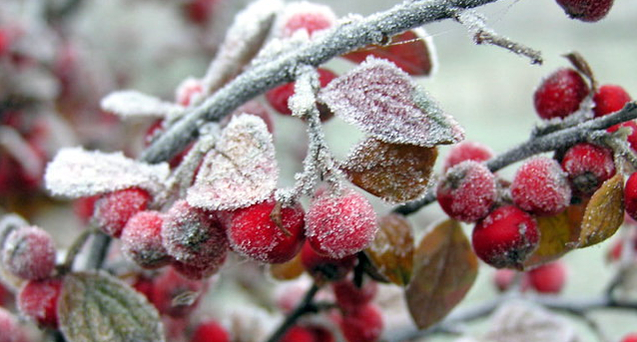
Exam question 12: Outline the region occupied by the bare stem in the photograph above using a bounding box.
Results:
[265,283,321,342]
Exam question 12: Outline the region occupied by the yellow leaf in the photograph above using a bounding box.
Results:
[578,174,624,248]
[364,213,414,286]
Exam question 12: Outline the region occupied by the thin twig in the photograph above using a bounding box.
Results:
[265,283,321,342]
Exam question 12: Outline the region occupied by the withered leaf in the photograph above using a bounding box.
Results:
[406,219,478,329]
[58,272,164,342]
[364,213,414,286]
[578,174,624,248]
[342,138,437,204]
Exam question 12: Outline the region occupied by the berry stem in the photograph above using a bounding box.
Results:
[265,283,321,342]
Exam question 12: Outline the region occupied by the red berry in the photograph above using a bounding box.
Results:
[183,0,219,25]
[332,277,378,313]
[533,68,589,120]
[121,211,172,269]
[608,120,637,152]
[278,2,336,38]
[593,84,631,117]
[0,307,29,342]
[281,325,317,342]
[131,275,154,302]
[472,205,540,269]
[527,261,567,294]
[436,161,497,222]
[561,143,616,195]
[625,173,637,221]
[161,200,228,276]
[306,190,378,259]
[190,319,230,342]
[339,303,384,342]
[511,157,571,216]
[176,77,204,107]
[18,278,63,328]
[493,269,530,292]
[621,333,637,342]
[300,242,356,282]
[443,141,494,171]
[227,200,305,264]
[265,68,337,119]
[555,0,614,22]
[151,267,206,318]
[73,195,100,224]
[92,187,152,238]
[2,226,56,280]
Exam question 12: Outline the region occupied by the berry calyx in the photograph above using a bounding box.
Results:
[593,84,631,117]
[511,157,571,216]
[527,260,567,294]
[472,205,540,269]
[555,0,614,22]
[305,190,378,259]
[443,141,494,172]
[561,143,616,195]
[121,210,172,269]
[300,242,356,282]
[436,160,497,222]
[533,68,589,120]
[2,225,56,280]
[190,319,230,342]
[227,200,305,264]
[92,187,152,238]
[339,303,384,342]
[17,277,63,328]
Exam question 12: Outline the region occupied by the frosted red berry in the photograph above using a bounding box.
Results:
[161,200,228,274]
[332,277,378,313]
[555,0,614,22]
[92,187,151,238]
[227,200,305,264]
[151,266,206,318]
[593,84,631,117]
[281,325,317,342]
[625,172,637,221]
[443,141,494,171]
[511,157,571,216]
[2,225,56,280]
[527,260,567,294]
[0,307,29,342]
[561,143,616,195]
[300,242,356,282]
[190,319,230,342]
[533,68,589,120]
[472,205,540,269]
[306,190,378,259]
[436,160,497,222]
[18,277,63,328]
[339,303,384,342]
[265,68,337,119]
[121,210,172,269]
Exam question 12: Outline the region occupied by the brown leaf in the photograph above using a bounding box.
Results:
[564,52,597,89]
[405,219,478,329]
[342,138,437,203]
[364,213,414,285]
[578,174,624,248]
[342,28,436,76]
[523,202,586,269]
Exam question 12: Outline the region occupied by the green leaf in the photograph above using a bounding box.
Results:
[578,174,624,248]
[58,272,164,342]
[364,213,414,285]
[405,219,478,329]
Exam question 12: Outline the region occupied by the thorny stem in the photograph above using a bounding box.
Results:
[395,102,637,215]
[140,0,501,164]
[265,283,321,342]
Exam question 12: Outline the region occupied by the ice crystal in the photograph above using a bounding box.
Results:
[187,114,278,211]
[318,57,464,147]
[100,90,183,118]
[44,147,170,198]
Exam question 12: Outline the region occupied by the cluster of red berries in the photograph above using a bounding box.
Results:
[437,63,635,270]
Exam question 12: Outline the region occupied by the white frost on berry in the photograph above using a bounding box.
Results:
[187,114,278,211]
[318,57,464,147]
[100,90,183,118]
[44,147,170,198]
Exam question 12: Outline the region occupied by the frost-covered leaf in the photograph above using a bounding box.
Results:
[318,57,464,147]
[44,147,170,198]
[341,137,437,203]
[578,174,624,248]
[58,272,164,342]
[523,202,585,269]
[484,301,580,342]
[406,219,478,329]
[365,213,414,286]
[342,28,437,76]
[100,90,183,118]
[187,114,278,211]
[202,0,282,92]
